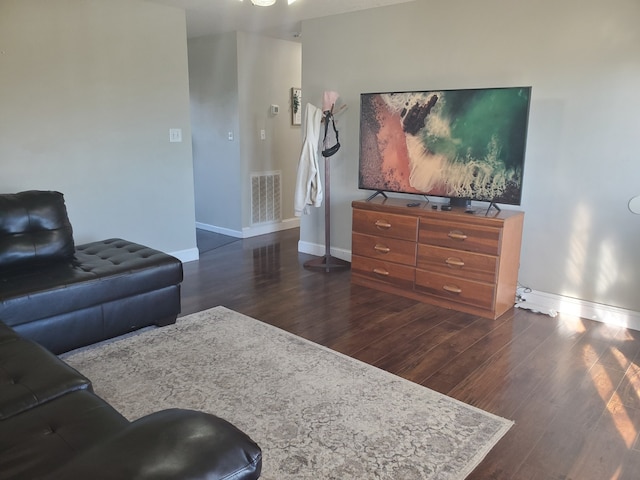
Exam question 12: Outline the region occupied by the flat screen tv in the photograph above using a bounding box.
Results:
[359,86,531,206]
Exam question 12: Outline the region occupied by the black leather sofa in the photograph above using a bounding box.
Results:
[0,190,183,354]
[0,190,262,478]
[0,320,262,479]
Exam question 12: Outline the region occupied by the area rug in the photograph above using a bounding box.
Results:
[62,307,513,480]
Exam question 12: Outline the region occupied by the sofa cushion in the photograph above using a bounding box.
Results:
[44,409,263,480]
[0,238,183,329]
[13,286,181,355]
[0,389,128,480]
[0,337,91,420]
[0,191,74,270]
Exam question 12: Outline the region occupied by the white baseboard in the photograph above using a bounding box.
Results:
[174,216,300,263]
[242,218,300,238]
[170,247,199,264]
[195,222,243,238]
[298,240,351,262]
[518,290,640,331]
[196,218,300,239]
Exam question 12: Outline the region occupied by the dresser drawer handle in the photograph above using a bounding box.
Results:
[443,284,463,294]
[445,257,465,267]
[447,230,468,241]
[374,244,391,254]
[374,220,392,229]
[373,268,390,276]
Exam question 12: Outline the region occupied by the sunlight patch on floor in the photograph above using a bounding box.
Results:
[583,343,639,449]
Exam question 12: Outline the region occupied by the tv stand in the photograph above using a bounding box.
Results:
[448,197,470,208]
[365,190,388,202]
[351,197,524,319]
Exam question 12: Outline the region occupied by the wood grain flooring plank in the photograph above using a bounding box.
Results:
[182,228,640,479]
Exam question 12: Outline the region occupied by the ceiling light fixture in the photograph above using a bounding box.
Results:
[248,0,297,5]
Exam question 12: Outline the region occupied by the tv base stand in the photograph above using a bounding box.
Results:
[485,201,501,216]
[365,190,388,202]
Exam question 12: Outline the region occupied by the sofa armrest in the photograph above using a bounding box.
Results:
[44,409,262,480]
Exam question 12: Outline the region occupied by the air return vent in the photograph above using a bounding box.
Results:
[251,171,281,225]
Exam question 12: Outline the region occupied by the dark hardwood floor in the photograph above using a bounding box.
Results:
[182,228,640,480]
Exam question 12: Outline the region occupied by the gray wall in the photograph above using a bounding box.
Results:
[189,32,242,232]
[0,0,197,259]
[300,0,640,312]
[189,31,302,236]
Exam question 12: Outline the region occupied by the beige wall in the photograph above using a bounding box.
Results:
[0,0,197,259]
[300,0,640,312]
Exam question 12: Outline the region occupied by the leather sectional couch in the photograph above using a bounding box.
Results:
[0,190,183,354]
[0,319,262,479]
[0,190,263,479]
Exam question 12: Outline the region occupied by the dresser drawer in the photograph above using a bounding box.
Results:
[352,232,416,266]
[353,209,418,241]
[419,218,501,255]
[417,244,498,284]
[415,270,495,310]
[352,255,415,290]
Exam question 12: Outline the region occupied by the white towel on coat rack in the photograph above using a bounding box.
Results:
[294,103,324,216]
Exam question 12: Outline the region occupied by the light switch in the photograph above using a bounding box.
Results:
[228,131,234,141]
[260,129,266,140]
[169,128,182,143]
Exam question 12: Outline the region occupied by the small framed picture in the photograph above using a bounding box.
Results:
[291,88,301,125]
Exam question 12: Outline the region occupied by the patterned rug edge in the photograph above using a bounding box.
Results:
[62,305,514,479]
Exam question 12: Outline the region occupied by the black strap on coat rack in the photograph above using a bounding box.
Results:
[304,105,350,272]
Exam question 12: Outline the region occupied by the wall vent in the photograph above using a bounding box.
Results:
[251,171,281,225]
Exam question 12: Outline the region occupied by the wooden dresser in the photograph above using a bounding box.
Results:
[351,198,524,319]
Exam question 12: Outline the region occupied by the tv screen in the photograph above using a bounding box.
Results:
[359,86,531,205]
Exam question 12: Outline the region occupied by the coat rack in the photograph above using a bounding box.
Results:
[304,104,350,272]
